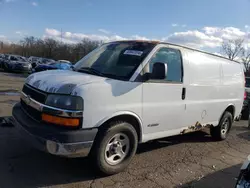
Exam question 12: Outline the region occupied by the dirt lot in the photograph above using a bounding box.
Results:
[0,71,250,188]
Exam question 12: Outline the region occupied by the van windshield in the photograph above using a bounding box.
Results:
[73,41,156,80]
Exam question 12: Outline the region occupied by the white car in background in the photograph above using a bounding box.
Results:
[28,56,40,64]
[37,57,55,65]
[58,60,72,64]
[3,55,32,73]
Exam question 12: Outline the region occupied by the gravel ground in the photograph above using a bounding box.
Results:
[0,71,249,188]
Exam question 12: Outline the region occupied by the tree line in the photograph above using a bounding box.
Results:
[0,36,249,70]
[221,39,250,72]
[0,36,101,63]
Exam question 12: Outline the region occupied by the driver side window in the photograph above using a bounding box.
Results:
[144,47,183,82]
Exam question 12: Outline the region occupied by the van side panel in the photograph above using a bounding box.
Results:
[73,47,244,143]
[184,50,243,127]
[221,60,244,118]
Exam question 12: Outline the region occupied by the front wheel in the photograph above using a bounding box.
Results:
[210,111,233,140]
[92,121,138,175]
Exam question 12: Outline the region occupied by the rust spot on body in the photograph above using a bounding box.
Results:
[181,122,204,134]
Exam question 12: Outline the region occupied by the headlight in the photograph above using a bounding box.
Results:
[45,95,83,111]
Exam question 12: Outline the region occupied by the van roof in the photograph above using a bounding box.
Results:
[111,40,240,64]
[159,42,240,64]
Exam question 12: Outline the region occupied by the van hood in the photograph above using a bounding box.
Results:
[25,70,107,94]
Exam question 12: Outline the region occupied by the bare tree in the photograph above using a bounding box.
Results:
[221,39,245,60]
[242,49,250,72]
[0,36,100,63]
[43,38,58,58]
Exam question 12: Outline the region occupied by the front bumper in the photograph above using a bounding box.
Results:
[12,103,98,158]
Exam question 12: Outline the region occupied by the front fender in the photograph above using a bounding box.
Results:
[95,111,143,142]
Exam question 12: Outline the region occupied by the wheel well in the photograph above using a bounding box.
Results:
[99,115,142,142]
[225,105,235,118]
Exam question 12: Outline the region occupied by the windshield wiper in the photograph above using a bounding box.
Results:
[77,67,104,76]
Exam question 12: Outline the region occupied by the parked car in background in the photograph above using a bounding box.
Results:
[31,57,55,69]
[0,54,6,69]
[1,54,9,68]
[28,56,40,67]
[28,56,40,63]
[37,58,55,65]
[235,155,250,187]
[32,61,72,73]
[241,77,250,119]
[58,59,72,64]
[3,55,32,73]
[0,54,4,60]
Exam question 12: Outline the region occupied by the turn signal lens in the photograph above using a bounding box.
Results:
[42,113,79,127]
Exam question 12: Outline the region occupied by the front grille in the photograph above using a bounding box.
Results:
[21,99,42,121]
[22,84,47,103]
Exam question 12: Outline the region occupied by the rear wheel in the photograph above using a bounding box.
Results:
[92,121,138,175]
[210,111,232,140]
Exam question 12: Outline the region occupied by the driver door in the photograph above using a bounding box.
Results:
[142,46,186,137]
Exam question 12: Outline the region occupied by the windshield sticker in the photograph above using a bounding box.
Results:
[124,50,143,56]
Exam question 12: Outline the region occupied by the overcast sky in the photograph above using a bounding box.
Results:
[0,0,249,53]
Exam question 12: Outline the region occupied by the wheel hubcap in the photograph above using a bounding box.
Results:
[221,118,229,135]
[105,133,130,165]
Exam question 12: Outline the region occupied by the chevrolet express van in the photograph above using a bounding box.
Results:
[12,40,245,175]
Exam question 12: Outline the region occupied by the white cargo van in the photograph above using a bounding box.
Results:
[12,41,244,175]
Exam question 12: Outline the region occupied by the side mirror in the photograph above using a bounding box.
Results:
[150,62,167,80]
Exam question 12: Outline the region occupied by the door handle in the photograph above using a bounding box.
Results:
[182,87,186,100]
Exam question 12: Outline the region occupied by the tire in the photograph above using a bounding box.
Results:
[92,121,138,175]
[241,109,249,120]
[210,111,233,140]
